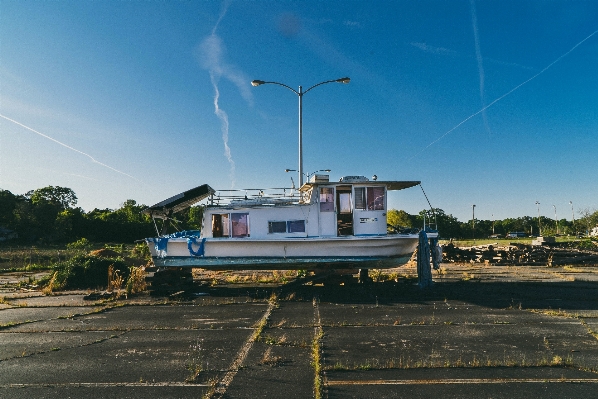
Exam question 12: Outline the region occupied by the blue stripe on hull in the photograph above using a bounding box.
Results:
[151,255,412,270]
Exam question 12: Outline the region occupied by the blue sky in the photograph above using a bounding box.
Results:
[1,0,597,222]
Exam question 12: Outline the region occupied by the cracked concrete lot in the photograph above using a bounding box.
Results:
[1,263,598,398]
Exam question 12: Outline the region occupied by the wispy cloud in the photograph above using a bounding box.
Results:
[197,1,253,188]
[470,0,492,136]
[0,114,143,183]
[411,41,534,72]
[344,20,360,28]
[409,27,598,160]
[411,42,456,56]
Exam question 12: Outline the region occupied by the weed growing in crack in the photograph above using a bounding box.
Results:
[260,347,283,366]
[312,326,324,399]
[185,338,205,383]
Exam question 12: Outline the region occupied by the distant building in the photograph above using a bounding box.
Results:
[590,226,598,237]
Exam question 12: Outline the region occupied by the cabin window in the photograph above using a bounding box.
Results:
[231,213,250,237]
[367,187,385,210]
[268,221,287,234]
[287,220,306,233]
[354,187,366,210]
[302,189,313,203]
[268,220,306,234]
[339,193,352,214]
[320,188,334,212]
[212,214,230,237]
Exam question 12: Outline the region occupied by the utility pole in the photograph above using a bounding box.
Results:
[570,201,575,236]
[472,204,476,243]
[553,205,558,235]
[536,201,542,237]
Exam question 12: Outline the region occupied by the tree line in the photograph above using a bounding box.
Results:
[1,186,596,244]
[388,208,598,239]
[0,186,202,244]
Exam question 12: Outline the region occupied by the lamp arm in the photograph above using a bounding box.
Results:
[256,81,299,95]
[302,79,341,95]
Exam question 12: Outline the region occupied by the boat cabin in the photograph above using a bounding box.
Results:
[201,175,420,240]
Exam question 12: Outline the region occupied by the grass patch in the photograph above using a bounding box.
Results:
[326,353,577,371]
[39,255,129,292]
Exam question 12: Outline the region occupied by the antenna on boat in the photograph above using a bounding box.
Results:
[290,176,296,190]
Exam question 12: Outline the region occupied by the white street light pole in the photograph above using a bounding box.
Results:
[251,77,350,187]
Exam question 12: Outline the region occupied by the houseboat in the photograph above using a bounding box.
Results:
[144,174,435,271]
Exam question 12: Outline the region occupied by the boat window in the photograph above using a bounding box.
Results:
[367,187,385,210]
[320,188,334,212]
[339,193,352,214]
[231,213,250,237]
[268,220,306,233]
[268,221,286,234]
[302,189,313,203]
[354,187,366,210]
[212,214,230,237]
[287,220,306,233]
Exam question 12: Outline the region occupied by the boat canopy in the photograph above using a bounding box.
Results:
[144,184,216,219]
[300,180,420,192]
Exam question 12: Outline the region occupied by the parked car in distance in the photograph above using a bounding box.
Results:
[507,232,527,238]
[489,234,503,239]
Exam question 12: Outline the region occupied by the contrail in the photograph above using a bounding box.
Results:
[0,114,143,183]
[197,0,253,189]
[469,0,492,136]
[210,70,236,187]
[409,27,598,161]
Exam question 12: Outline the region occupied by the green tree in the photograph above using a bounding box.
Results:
[415,208,463,239]
[387,209,413,228]
[0,190,17,228]
[29,186,77,210]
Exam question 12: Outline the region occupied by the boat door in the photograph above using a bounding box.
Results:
[336,186,353,235]
[318,186,336,236]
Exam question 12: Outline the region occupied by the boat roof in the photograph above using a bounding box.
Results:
[300,180,421,192]
[144,179,421,216]
[144,184,216,218]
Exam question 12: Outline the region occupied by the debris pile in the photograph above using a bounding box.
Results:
[441,242,598,266]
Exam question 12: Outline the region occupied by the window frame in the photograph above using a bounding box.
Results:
[267,219,306,234]
[319,187,335,212]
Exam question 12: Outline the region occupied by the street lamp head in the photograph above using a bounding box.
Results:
[336,77,351,84]
[284,169,296,173]
[251,80,266,87]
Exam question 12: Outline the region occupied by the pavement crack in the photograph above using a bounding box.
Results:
[0,330,128,361]
[313,296,324,399]
[209,296,277,398]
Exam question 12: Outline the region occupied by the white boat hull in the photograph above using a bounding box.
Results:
[146,234,420,270]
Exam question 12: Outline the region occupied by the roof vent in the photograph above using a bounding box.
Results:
[309,174,329,183]
[339,176,369,183]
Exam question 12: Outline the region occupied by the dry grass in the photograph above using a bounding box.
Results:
[260,347,283,366]
[125,266,147,296]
